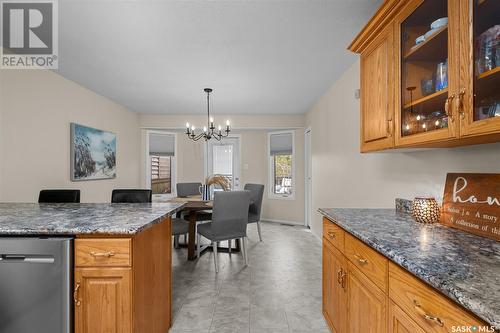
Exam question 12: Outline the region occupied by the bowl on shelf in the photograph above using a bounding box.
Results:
[415,35,426,45]
[431,17,448,30]
[424,28,440,40]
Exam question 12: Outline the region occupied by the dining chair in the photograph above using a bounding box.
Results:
[244,183,265,241]
[196,191,251,273]
[177,182,212,221]
[176,182,202,197]
[38,189,81,203]
[172,218,189,248]
[111,189,152,203]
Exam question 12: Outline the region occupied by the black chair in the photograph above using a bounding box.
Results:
[38,189,80,203]
[111,189,152,203]
[244,184,265,241]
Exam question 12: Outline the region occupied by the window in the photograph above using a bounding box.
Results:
[147,132,176,197]
[150,155,172,194]
[268,131,294,199]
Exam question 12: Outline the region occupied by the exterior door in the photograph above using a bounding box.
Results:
[207,136,241,190]
[395,0,460,146]
[347,262,387,333]
[74,268,132,333]
[459,0,500,137]
[360,23,395,152]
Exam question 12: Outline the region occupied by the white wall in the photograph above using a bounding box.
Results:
[0,70,141,203]
[306,60,500,237]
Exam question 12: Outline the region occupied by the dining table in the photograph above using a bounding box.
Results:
[170,195,241,260]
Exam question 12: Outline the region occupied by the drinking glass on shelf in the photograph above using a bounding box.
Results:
[436,60,448,91]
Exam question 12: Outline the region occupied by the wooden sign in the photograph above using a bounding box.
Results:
[441,173,500,241]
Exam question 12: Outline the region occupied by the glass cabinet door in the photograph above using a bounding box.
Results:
[399,0,456,140]
[470,0,500,124]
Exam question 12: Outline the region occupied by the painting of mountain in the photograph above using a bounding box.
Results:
[71,123,116,181]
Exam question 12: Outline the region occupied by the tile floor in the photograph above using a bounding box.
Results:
[170,222,330,333]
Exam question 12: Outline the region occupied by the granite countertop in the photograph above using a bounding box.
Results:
[0,202,185,235]
[319,208,500,329]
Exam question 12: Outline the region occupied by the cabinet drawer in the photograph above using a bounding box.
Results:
[344,233,387,292]
[323,218,345,252]
[76,238,131,267]
[389,262,486,333]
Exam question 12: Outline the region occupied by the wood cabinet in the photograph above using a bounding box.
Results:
[322,217,489,333]
[389,301,426,333]
[349,0,500,152]
[360,23,395,152]
[323,240,347,333]
[74,268,132,333]
[74,217,172,333]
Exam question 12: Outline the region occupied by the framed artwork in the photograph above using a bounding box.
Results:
[70,123,116,181]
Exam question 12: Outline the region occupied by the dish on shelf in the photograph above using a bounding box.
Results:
[415,35,426,45]
[424,27,443,40]
[431,17,448,30]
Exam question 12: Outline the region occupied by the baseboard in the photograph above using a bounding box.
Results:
[260,218,305,227]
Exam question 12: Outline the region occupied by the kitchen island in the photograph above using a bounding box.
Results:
[0,202,184,333]
[319,207,499,333]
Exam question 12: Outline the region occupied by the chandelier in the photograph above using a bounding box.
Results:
[185,88,231,141]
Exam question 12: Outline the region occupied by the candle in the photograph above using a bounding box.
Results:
[411,197,440,224]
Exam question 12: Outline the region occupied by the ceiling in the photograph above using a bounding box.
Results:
[57,0,381,115]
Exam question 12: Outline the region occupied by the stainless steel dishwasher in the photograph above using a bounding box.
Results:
[0,237,73,333]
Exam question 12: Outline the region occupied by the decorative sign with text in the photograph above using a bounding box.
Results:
[441,173,500,241]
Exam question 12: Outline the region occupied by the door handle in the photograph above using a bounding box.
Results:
[444,94,455,122]
[353,253,368,264]
[337,268,343,284]
[90,251,115,258]
[74,282,81,306]
[413,300,444,327]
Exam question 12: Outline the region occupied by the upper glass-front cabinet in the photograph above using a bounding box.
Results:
[399,0,456,141]
[461,0,500,136]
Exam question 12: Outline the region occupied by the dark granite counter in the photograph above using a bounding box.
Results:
[319,208,499,329]
[0,202,185,235]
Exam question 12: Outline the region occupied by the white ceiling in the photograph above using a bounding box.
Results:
[57,0,381,115]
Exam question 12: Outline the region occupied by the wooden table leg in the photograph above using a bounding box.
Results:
[187,211,197,260]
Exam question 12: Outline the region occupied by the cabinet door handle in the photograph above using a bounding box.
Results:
[456,88,466,119]
[353,253,368,264]
[413,300,444,327]
[337,268,343,284]
[387,118,393,137]
[444,94,455,122]
[341,271,347,289]
[90,251,115,258]
[74,282,81,306]
[327,231,335,239]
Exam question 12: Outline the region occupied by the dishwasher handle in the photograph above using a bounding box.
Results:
[0,254,55,263]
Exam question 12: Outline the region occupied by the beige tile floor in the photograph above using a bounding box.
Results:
[170,222,329,333]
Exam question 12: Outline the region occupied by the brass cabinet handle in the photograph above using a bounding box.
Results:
[337,268,343,284]
[413,300,444,327]
[327,231,335,239]
[444,94,455,122]
[341,271,347,289]
[353,253,368,264]
[74,282,81,306]
[456,88,466,119]
[387,118,393,137]
[90,251,115,258]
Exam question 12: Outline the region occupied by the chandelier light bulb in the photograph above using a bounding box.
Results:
[226,120,230,126]
[203,126,207,132]
[191,125,195,131]
[218,125,222,131]
[186,122,190,128]
[210,117,214,123]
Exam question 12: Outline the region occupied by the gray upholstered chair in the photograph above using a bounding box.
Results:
[177,182,212,221]
[172,218,189,248]
[244,184,265,241]
[176,182,202,197]
[196,191,251,273]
